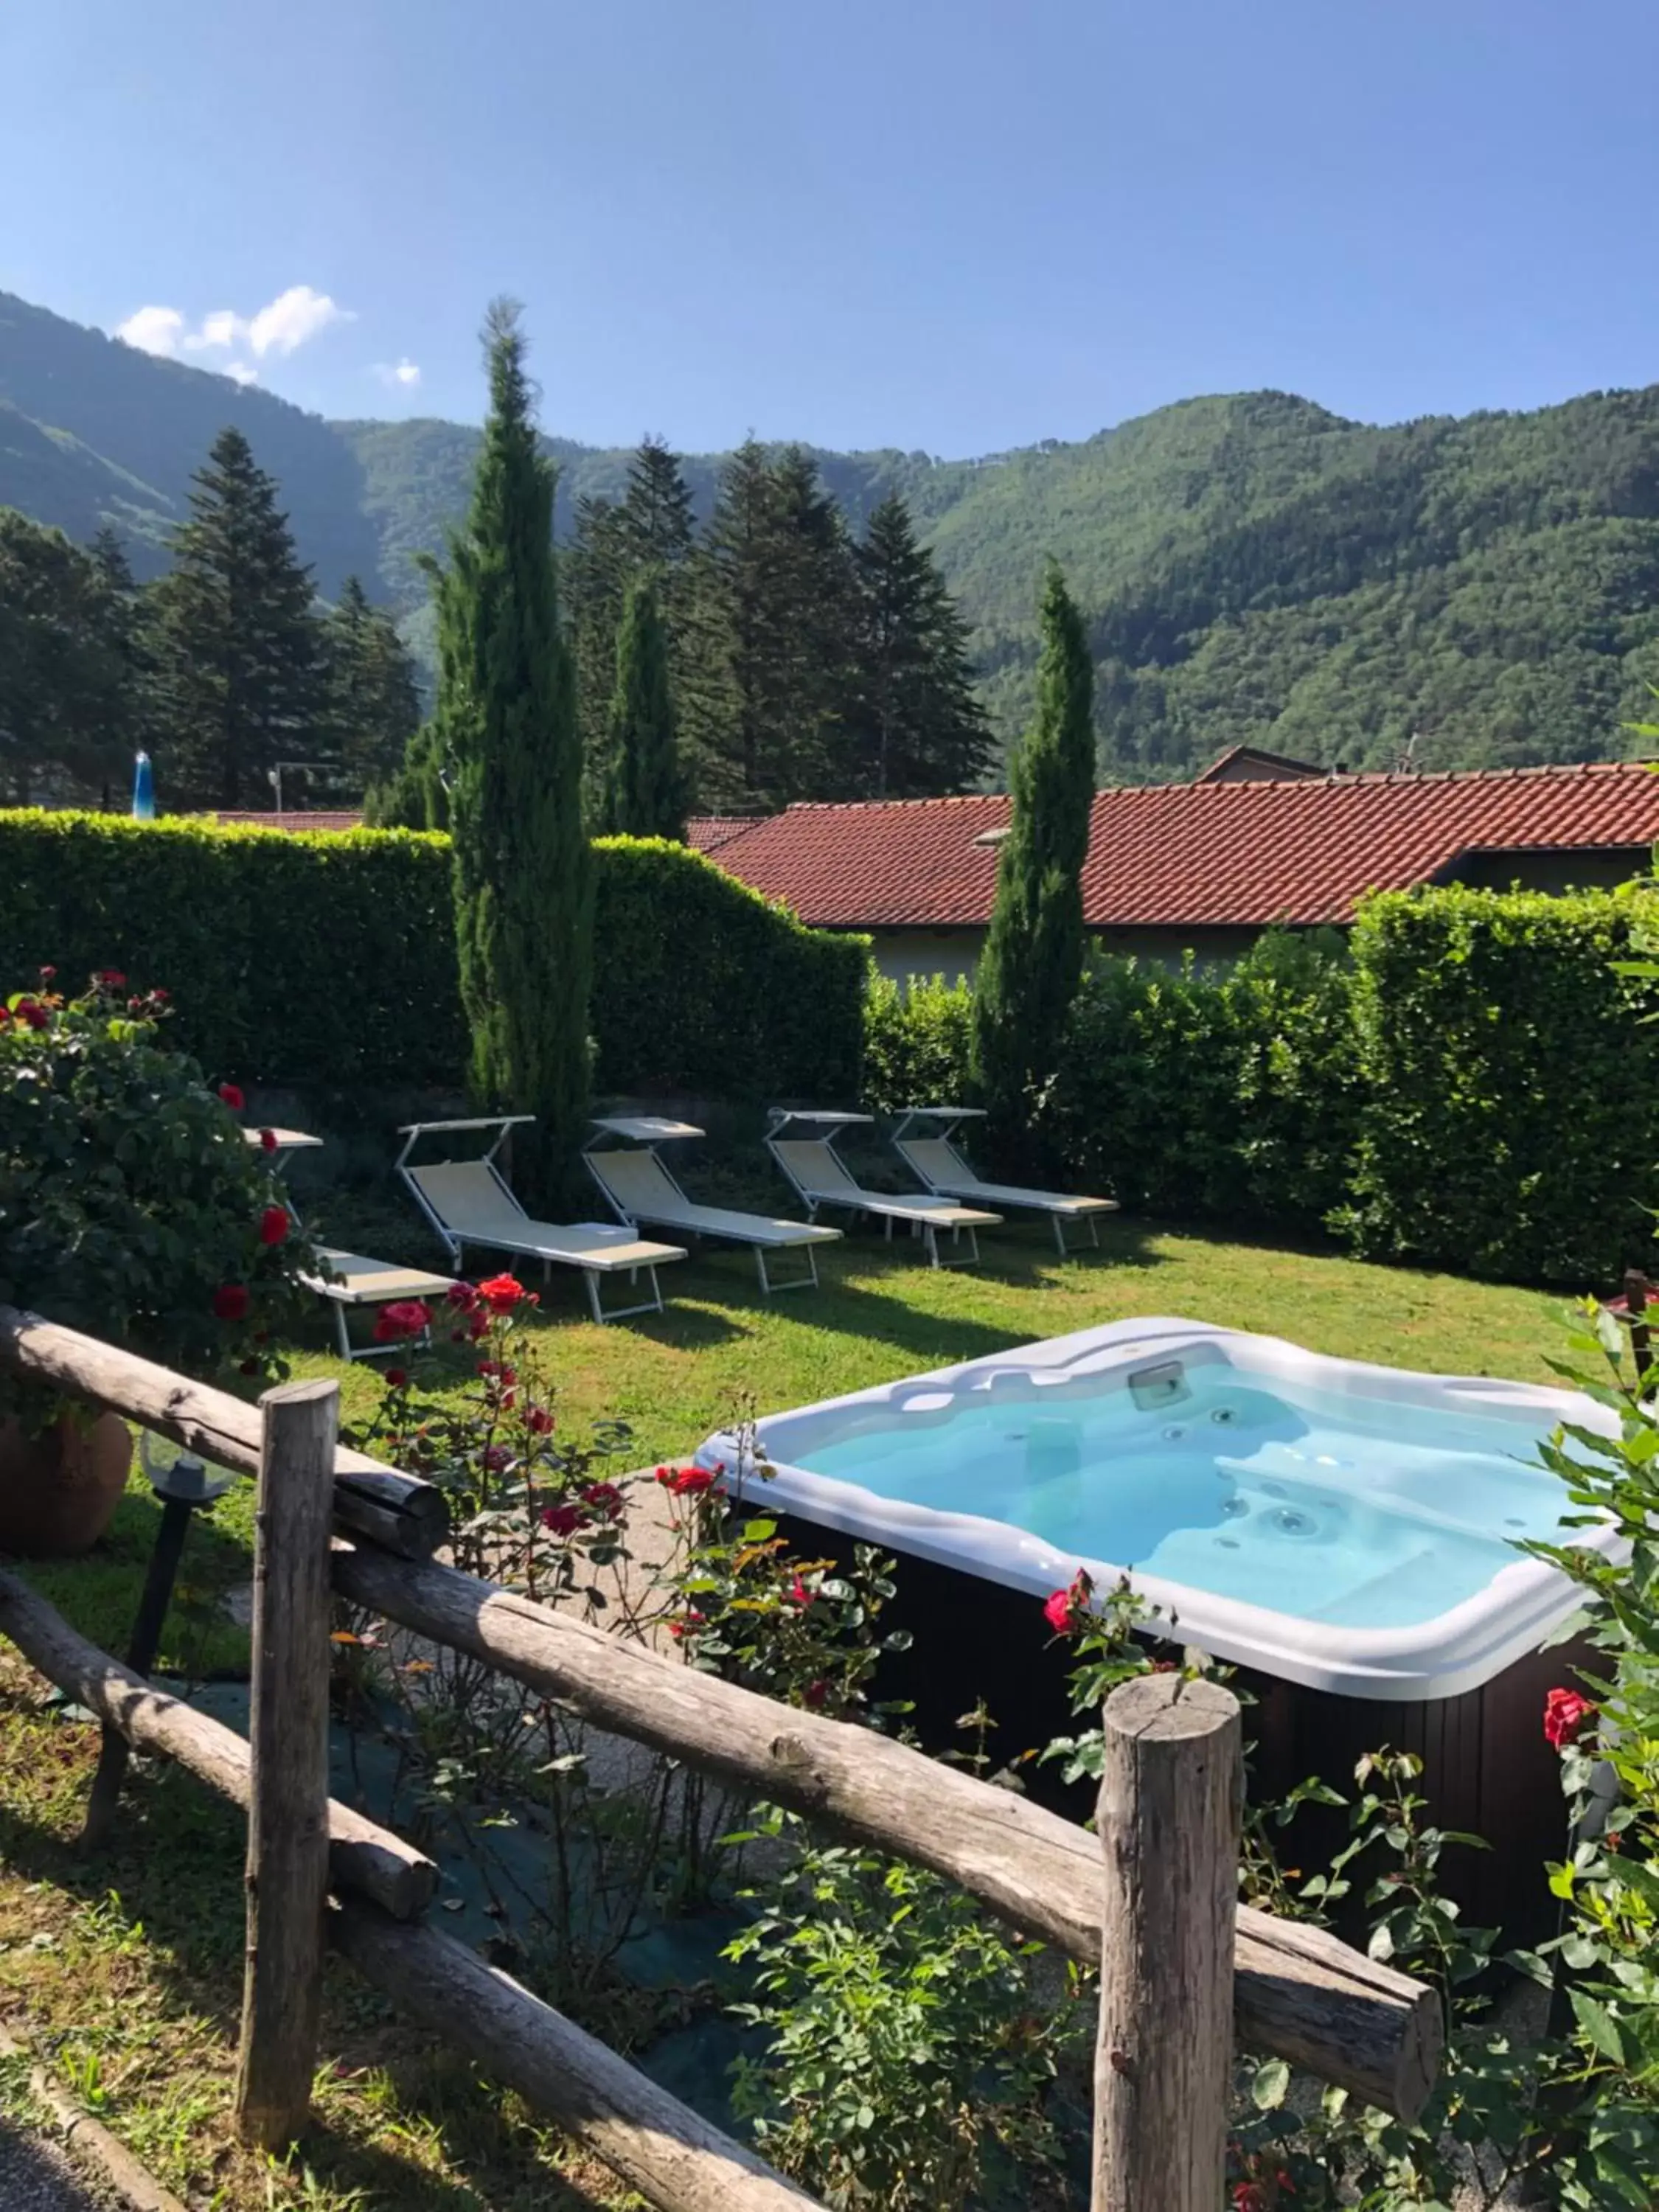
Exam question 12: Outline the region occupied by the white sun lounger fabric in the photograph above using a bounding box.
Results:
[301,1250,457,1362]
[583,1144,839,1295]
[404,1158,685,1325]
[894,1133,1117,1255]
[765,1136,1000,1269]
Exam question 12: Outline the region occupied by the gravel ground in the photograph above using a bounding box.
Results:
[0,2122,119,2211]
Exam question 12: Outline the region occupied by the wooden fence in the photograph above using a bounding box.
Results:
[0,1305,1442,2211]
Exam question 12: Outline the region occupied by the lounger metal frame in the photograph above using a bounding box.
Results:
[891,1107,1105,1256]
[300,1255,453,1363]
[396,1117,669,1325]
[764,1109,990,1269]
[582,1121,822,1295]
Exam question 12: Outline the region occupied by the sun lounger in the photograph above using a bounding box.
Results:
[582,1118,841,1295]
[765,1110,1001,1268]
[891,1106,1118,1256]
[396,1119,687,1324]
[302,1251,459,1362]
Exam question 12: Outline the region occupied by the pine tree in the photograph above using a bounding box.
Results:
[970,564,1096,1164]
[602,574,684,838]
[696,442,859,807]
[852,493,994,797]
[436,301,591,1210]
[147,427,323,810]
[566,493,633,819]
[0,511,132,805]
[324,574,422,801]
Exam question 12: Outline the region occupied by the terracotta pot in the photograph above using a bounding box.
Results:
[0,1408,133,1557]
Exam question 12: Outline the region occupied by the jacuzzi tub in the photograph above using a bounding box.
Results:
[697,1318,1621,1936]
[696,1316,1621,1700]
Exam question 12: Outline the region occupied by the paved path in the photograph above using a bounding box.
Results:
[0,2121,117,2211]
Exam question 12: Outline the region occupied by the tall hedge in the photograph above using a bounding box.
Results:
[1339,886,1659,1284]
[592,836,868,1100]
[0,813,866,1105]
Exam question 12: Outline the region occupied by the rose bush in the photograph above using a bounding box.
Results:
[0,969,314,1416]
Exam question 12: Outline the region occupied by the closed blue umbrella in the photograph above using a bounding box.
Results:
[132,751,155,821]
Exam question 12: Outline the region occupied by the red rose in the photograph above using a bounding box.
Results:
[804,1679,829,1709]
[15,998,49,1031]
[384,1368,408,1390]
[482,1444,513,1472]
[218,1082,246,1111]
[526,1406,554,1435]
[239,1357,260,1376]
[374,1300,432,1343]
[95,969,127,989]
[1042,1568,1093,1637]
[1544,1687,1596,1749]
[258,1127,279,1153]
[667,1608,706,1641]
[38,965,55,982]
[468,1314,490,1340]
[212,1284,250,1322]
[656,1464,718,1496]
[446,1281,477,1309]
[788,1575,814,1607]
[0,1007,10,1025]
[540,1503,585,1537]
[259,1205,290,1247]
[477,1272,527,1312]
[581,1481,622,1514]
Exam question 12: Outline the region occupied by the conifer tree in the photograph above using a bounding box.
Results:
[852,493,993,797]
[602,574,684,838]
[435,301,591,1209]
[566,490,632,816]
[324,574,422,799]
[147,426,322,810]
[970,564,1096,1164]
[0,511,132,804]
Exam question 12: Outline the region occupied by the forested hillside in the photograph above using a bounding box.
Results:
[7,285,1659,778]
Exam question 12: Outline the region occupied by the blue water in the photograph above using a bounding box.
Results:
[787,1363,1574,1629]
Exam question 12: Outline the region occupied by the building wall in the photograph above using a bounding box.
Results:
[1447,846,1651,895]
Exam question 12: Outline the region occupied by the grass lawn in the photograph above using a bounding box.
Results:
[0,1216,1582,2208]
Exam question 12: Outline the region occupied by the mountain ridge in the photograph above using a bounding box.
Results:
[4,286,1659,778]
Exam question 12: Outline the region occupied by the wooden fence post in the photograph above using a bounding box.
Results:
[234,1379,338,2150]
[1093,1673,1242,2212]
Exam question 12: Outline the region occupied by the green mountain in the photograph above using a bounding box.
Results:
[6,286,1659,777]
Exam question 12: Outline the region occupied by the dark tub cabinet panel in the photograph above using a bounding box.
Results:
[773,1510,1585,1944]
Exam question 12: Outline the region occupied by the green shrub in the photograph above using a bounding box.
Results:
[862,970,975,1116]
[1340,886,1659,1284]
[591,836,868,1102]
[0,813,867,1107]
[1225,928,1363,1231]
[0,970,314,1407]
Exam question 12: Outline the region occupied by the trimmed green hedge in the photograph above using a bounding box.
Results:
[0,813,867,1104]
[1338,887,1659,1284]
[591,836,869,1102]
[865,900,1658,1286]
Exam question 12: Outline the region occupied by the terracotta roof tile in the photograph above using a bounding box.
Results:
[209,810,366,833]
[684,813,772,854]
[707,762,1659,930]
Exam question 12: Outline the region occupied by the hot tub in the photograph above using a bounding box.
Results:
[696,1318,1621,1934]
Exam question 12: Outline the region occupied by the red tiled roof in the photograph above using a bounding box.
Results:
[209,810,366,833]
[705,762,1659,931]
[685,813,771,854]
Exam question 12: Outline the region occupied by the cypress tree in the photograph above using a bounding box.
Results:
[970,563,1096,1164]
[852,493,993,797]
[602,574,684,838]
[435,300,591,1210]
[147,426,323,810]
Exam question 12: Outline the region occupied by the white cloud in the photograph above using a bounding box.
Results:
[372,357,421,390]
[115,305,187,357]
[115,285,352,371]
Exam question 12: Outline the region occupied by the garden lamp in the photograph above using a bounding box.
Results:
[81,1430,235,1846]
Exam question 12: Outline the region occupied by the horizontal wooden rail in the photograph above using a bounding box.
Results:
[333,1545,1442,2121]
[0,1307,446,1559]
[330,1896,825,2212]
[0,1569,435,1920]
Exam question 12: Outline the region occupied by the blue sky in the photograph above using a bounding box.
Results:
[3,0,1655,455]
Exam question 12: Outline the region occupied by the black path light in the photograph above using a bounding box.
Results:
[82,1431,235,1844]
